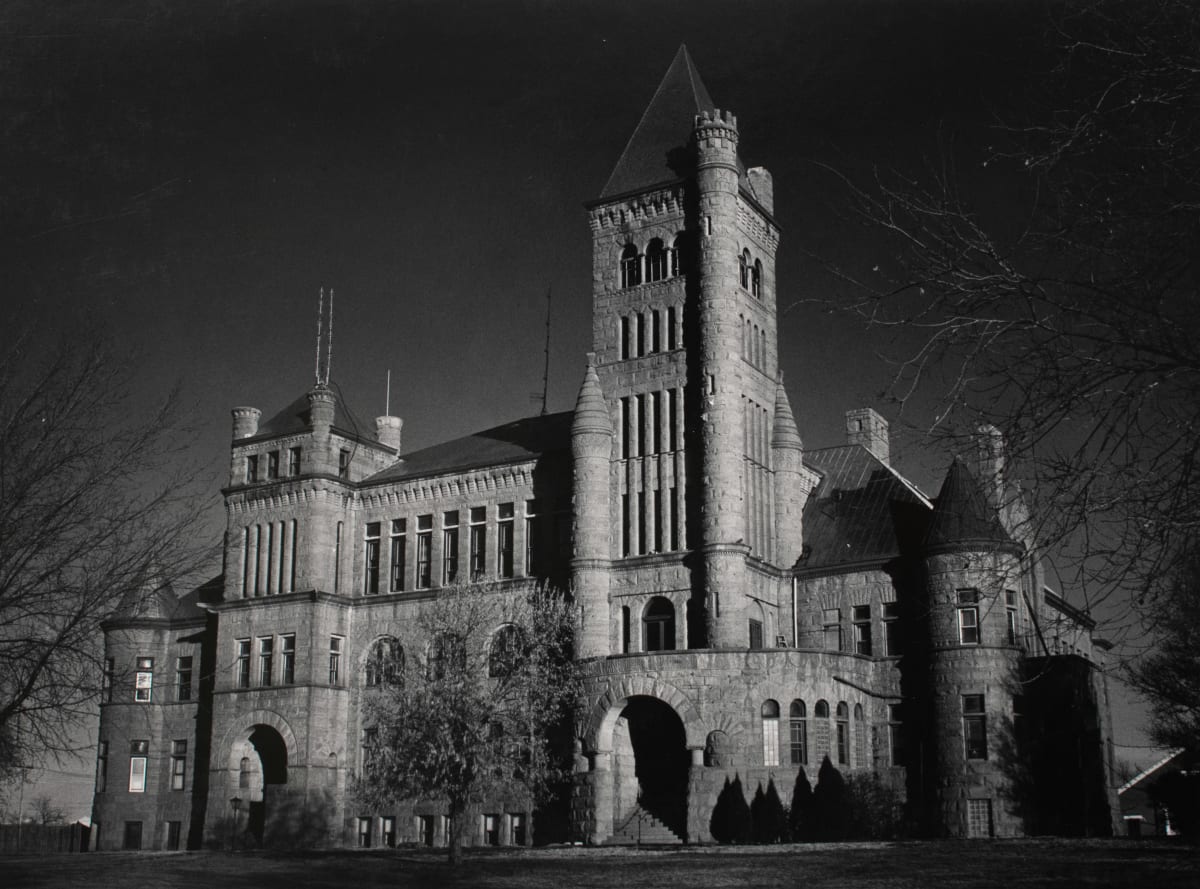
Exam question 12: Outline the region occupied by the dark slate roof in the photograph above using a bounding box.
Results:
[114,577,212,622]
[257,385,373,442]
[925,458,1018,550]
[800,445,932,569]
[365,411,573,484]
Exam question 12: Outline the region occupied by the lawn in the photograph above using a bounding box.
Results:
[1,839,1196,889]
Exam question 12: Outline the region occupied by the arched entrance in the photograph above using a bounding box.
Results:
[231,724,288,846]
[612,696,689,839]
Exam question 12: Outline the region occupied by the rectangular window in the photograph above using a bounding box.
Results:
[171,740,187,791]
[469,507,486,580]
[235,639,251,688]
[967,798,993,838]
[789,712,807,765]
[636,312,645,357]
[621,493,631,557]
[357,816,372,848]
[364,521,381,594]
[957,589,980,644]
[651,391,662,454]
[176,656,193,701]
[620,397,630,460]
[134,657,154,702]
[418,815,435,847]
[620,316,630,361]
[525,499,542,576]
[882,602,901,656]
[670,486,679,551]
[636,394,646,456]
[497,503,514,578]
[1005,590,1018,645]
[668,388,678,451]
[963,694,987,760]
[888,703,904,766]
[102,657,114,703]
[389,518,407,591]
[836,719,849,765]
[651,308,661,353]
[338,448,351,478]
[245,454,259,483]
[748,619,764,650]
[483,814,500,846]
[415,514,433,588]
[667,306,677,350]
[822,609,842,652]
[621,606,631,654]
[129,740,149,793]
[637,491,646,555]
[123,821,143,851]
[382,816,396,848]
[511,813,526,846]
[166,820,182,851]
[97,741,109,793]
[288,446,302,476]
[267,450,279,479]
[280,634,296,685]
[852,605,872,656]
[329,636,343,686]
[362,727,378,772]
[258,636,273,686]
[443,510,459,585]
[762,717,780,767]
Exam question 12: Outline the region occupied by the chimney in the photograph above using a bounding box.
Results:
[376,416,403,455]
[846,407,889,465]
[747,166,774,215]
[231,406,261,439]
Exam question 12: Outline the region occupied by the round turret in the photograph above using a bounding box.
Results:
[771,379,805,568]
[307,386,336,431]
[231,406,261,439]
[571,355,613,659]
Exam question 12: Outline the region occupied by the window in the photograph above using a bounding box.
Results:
[246,454,259,483]
[357,816,372,848]
[739,249,751,289]
[443,510,459,585]
[483,814,500,846]
[415,514,433,588]
[428,633,464,681]
[497,503,514,578]
[129,740,149,792]
[267,450,279,479]
[489,625,523,678]
[134,657,154,702]
[511,813,526,846]
[366,637,403,687]
[958,590,980,644]
[748,618,764,650]
[789,700,808,765]
[389,519,407,592]
[752,259,763,298]
[636,313,645,357]
[329,636,343,686]
[882,601,901,656]
[646,238,668,282]
[171,740,187,791]
[667,305,678,349]
[235,639,251,688]
[382,816,396,848]
[967,798,993,837]
[166,820,182,851]
[620,397,631,459]
[963,694,987,759]
[334,521,343,594]
[362,727,379,772]
[418,815,435,847]
[836,702,850,765]
[176,656,193,701]
[364,522,381,594]
[620,244,640,288]
[822,609,842,652]
[280,634,296,684]
[338,448,351,478]
[651,309,662,353]
[1006,590,1018,645]
[667,387,678,451]
[620,316,630,360]
[642,597,675,651]
[288,446,302,476]
[96,741,109,792]
[852,605,872,655]
[524,499,545,576]
[621,605,631,653]
[854,703,866,766]
[888,703,904,766]
[123,821,143,851]
[239,756,251,789]
[102,657,114,703]
[814,700,830,761]
[258,636,273,686]
[761,700,780,766]
[469,507,486,579]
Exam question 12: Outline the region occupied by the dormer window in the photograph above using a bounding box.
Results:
[620,244,641,288]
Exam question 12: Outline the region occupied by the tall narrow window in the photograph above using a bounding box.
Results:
[96,741,109,793]
[329,636,343,686]
[620,397,631,459]
[620,244,640,288]
[382,816,396,848]
[667,388,678,451]
[620,316,630,360]
[761,700,780,767]
[958,589,980,644]
[646,238,667,282]
[789,700,808,765]
[963,694,987,759]
[102,658,114,703]
[739,249,750,290]
[621,492,631,557]
[488,625,523,678]
[176,656,193,702]
[636,313,645,357]
[670,486,679,551]
[415,515,433,589]
[814,700,831,762]
[469,507,486,579]
[643,597,675,651]
[888,703,904,766]
[245,454,259,483]
[338,448,351,478]
[651,391,662,454]
[280,634,296,684]
[358,816,372,848]
[636,395,646,456]
[288,446,302,476]
[170,740,187,791]
[670,234,682,277]
[651,307,661,352]
[525,499,543,576]
[667,305,678,350]
[882,601,901,656]
[748,619,764,650]
[366,637,404,687]
[854,703,866,767]
[822,609,842,652]
[134,657,154,702]
[236,639,251,688]
[836,702,850,765]
[258,636,274,686]
[621,605,631,654]
[442,510,459,585]
[852,605,872,655]
[364,522,381,594]
[497,503,514,578]
[752,259,763,298]
[129,740,149,792]
[1005,590,1018,645]
[389,519,407,592]
[267,450,279,479]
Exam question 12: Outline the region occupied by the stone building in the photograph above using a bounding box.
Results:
[91,47,1117,851]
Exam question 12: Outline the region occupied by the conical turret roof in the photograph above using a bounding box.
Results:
[572,354,612,437]
[926,458,1020,552]
[771,378,803,450]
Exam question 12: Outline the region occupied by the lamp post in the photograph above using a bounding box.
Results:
[230,796,242,850]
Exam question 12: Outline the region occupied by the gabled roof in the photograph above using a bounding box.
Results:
[257,385,372,442]
[800,445,932,569]
[365,411,573,484]
[602,45,744,200]
[926,458,1019,551]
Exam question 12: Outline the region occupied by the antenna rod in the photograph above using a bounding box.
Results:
[315,287,324,386]
[325,288,335,385]
[385,369,391,416]
[540,284,552,416]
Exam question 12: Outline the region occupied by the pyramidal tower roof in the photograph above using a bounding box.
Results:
[600,45,718,199]
[926,458,1020,552]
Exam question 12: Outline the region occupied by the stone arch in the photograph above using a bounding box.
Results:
[218,709,298,770]
[581,675,704,753]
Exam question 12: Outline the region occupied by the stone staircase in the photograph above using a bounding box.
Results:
[606,806,684,845]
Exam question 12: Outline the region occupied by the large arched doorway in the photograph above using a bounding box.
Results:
[232,724,288,846]
[612,696,688,839]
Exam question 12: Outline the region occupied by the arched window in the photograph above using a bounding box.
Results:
[365,636,404,687]
[854,703,866,767]
[645,238,668,282]
[670,234,684,277]
[789,699,808,764]
[761,700,780,766]
[836,702,850,765]
[739,249,751,290]
[752,259,763,298]
[620,244,641,289]
[239,756,251,789]
[642,596,676,651]
[814,699,831,762]
[427,632,465,680]
[488,624,524,678]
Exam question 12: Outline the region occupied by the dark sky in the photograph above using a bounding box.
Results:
[10,0,1154,775]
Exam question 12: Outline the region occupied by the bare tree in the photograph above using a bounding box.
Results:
[355,582,580,864]
[0,325,215,775]
[819,0,1200,646]
[29,794,64,825]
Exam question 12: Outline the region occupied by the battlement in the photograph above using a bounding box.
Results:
[694,108,738,130]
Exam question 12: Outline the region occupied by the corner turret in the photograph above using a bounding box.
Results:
[571,355,613,659]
